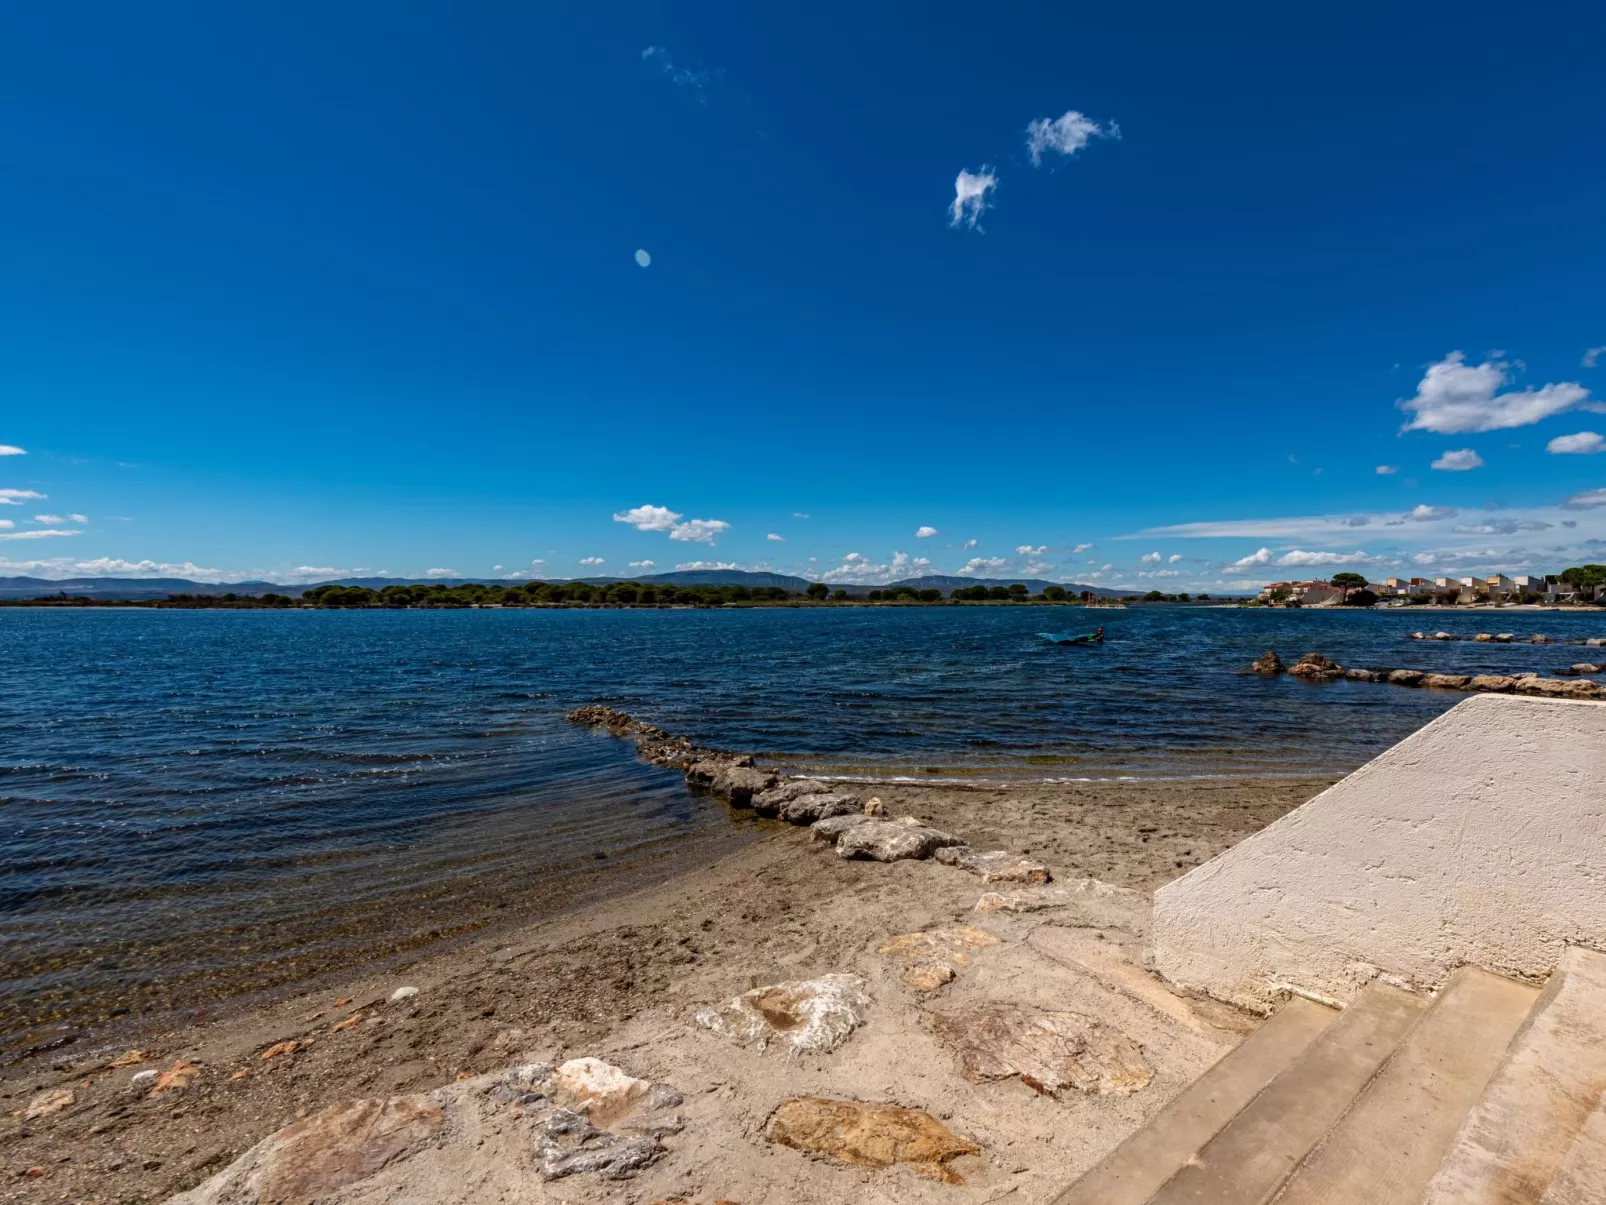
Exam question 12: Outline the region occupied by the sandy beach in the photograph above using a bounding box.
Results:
[1,772,1331,1204]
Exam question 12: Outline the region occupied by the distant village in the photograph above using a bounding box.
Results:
[1256,571,1602,607]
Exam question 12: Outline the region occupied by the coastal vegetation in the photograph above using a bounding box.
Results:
[0,580,1232,608]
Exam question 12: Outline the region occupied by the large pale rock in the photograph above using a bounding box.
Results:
[779,791,861,824]
[809,813,871,842]
[1421,673,1472,690]
[1469,675,1518,692]
[835,819,964,862]
[877,927,999,991]
[1517,678,1599,699]
[695,974,871,1054]
[751,779,830,817]
[23,1088,73,1120]
[764,1097,980,1184]
[174,1095,443,1205]
[933,846,1051,884]
[929,1002,1152,1097]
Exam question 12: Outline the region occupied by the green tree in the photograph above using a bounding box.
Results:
[832,589,849,600]
[1007,583,1028,599]
[918,588,941,602]
[806,583,829,599]
[1043,585,1066,601]
[1561,564,1606,588]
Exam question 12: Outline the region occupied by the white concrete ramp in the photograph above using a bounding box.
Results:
[1152,695,1606,1011]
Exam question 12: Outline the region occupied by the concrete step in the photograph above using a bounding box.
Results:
[1424,947,1606,1204]
[1540,1092,1606,1205]
[1145,983,1427,1205]
[1272,967,1540,1205]
[1052,996,1337,1205]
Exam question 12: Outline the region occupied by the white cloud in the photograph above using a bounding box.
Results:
[674,560,738,571]
[634,249,651,268]
[1168,553,1183,563]
[916,526,939,538]
[0,556,224,579]
[1548,431,1605,455]
[1230,547,1272,569]
[766,533,785,542]
[0,528,79,541]
[0,489,45,505]
[68,513,87,523]
[1072,542,1093,553]
[793,512,810,519]
[957,557,1010,576]
[1584,347,1605,369]
[1276,549,1386,567]
[1015,544,1047,555]
[34,514,63,524]
[667,518,729,544]
[424,567,459,578]
[1408,505,1458,521]
[1139,551,1162,564]
[950,168,997,230]
[1138,569,1183,578]
[1432,448,1484,471]
[1025,110,1116,166]
[0,445,24,456]
[962,538,978,549]
[614,504,681,532]
[577,557,605,566]
[1563,488,1606,509]
[613,503,729,544]
[628,559,656,570]
[293,566,346,577]
[1376,465,1398,475]
[0,520,12,529]
[1400,351,1592,434]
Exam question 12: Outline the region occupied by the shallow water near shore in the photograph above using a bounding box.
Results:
[2,604,1600,1054]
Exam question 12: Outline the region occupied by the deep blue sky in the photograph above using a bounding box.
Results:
[2,1,1603,588]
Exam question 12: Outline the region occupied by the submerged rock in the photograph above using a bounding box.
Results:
[933,846,1052,885]
[1494,633,1515,642]
[1249,650,1283,675]
[1474,633,1494,642]
[1344,667,1385,682]
[764,1097,980,1184]
[1566,663,1605,676]
[928,1001,1153,1097]
[835,819,965,862]
[1432,631,1457,641]
[695,973,871,1054]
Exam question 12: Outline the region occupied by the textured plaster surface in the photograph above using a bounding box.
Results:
[1152,696,1606,1010]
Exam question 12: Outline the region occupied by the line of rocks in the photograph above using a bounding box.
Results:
[565,704,1051,878]
[1407,631,1606,645]
[1249,651,1601,699]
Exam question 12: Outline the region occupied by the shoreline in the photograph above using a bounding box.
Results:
[0,768,1333,1202]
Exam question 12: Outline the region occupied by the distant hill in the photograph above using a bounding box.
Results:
[0,567,1139,601]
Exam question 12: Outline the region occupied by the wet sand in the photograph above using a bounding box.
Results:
[0,773,1331,1203]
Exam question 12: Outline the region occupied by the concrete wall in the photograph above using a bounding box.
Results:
[1152,695,1606,1012]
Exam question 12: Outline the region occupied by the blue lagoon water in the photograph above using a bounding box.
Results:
[2,604,1599,1052]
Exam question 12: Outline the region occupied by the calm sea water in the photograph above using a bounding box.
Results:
[2,604,1600,1053]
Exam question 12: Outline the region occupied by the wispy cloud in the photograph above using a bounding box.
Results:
[0,489,45,505]
[1584,347,1605,369]
[1276,549,1388,567]
[641,46,711,101]
[792,512,809,519]
[1548,431,1605,455]
[949,168,997,230]
[1025,110,1117,166]
[766,533,785,542]
[0,445,24,456]
[1408,505,1458,521]
[1431,448,1484,471]
[1376,464,1398,475]
[1564,488,1606,510]
[1072,542,1093,553]
[69,513,87,523]
[0,528,81,541]
[33,514,63,524]
[1400,351,1593,434]
[674,560,739,571]
[0,556,223,579]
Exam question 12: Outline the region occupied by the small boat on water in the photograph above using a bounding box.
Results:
[1038,627,1104,646]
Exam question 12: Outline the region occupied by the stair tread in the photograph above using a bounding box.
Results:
[1425,947,1606,1204]
[1540,1092,1606,1205]
[1146,983,1427,1205]
[1051,997,1337,1205]
[1273,967,1540,1205]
